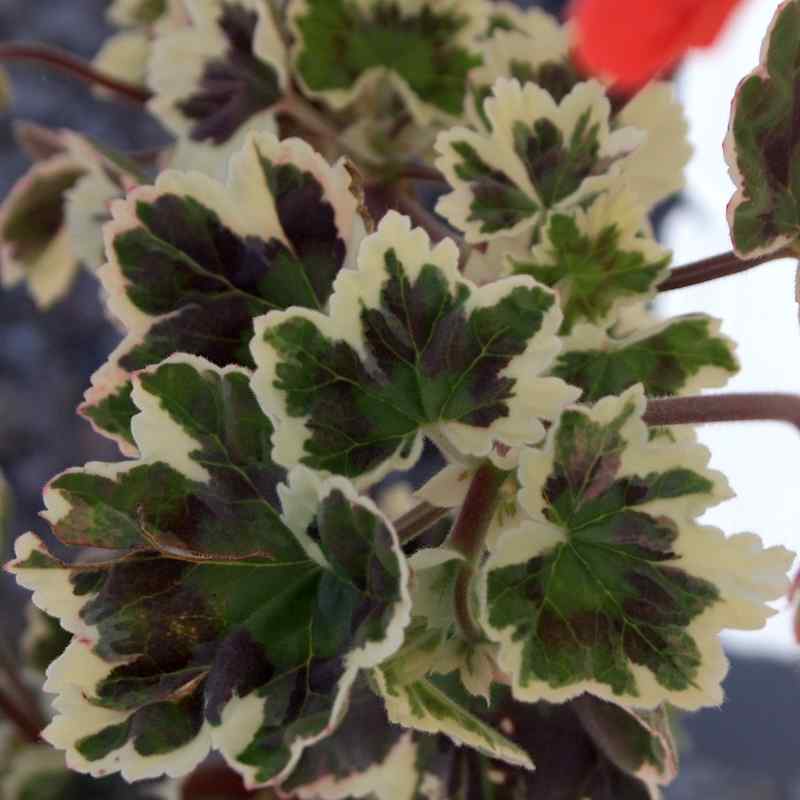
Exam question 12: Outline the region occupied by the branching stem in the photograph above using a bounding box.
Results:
[645,393,800,433]
[0,42,151,104]
[659,248,791,291]
[449,462,511,643]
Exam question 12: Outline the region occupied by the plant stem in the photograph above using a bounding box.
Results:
[0,641,46,734]
[394,501,450,544]
[0,685,40,743]
[273,94,341,143]
[659,248,791,291]
[396,163,446,184]
[0,43,151,104]
[644,393,800,432]
[449,462,510,643]
[392,189,471,268]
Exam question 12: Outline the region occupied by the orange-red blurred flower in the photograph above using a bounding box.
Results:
[570,0,745,90]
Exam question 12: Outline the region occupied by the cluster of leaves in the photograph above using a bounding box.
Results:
[2,0,800,799]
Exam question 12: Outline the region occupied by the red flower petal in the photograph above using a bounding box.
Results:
[571,0,744,89]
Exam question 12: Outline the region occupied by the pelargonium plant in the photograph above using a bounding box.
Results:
[0,0,799,797]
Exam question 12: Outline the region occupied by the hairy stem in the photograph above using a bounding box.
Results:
[449,462,511,643]
[659,248,791,291]
[645,393,800,432]
[395,501,450,544]
[0,43,151,104]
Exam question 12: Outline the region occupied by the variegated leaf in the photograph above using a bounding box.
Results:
[468,8,691,213]
[281,676,417,800]
[289,0,486,124]
[81,131,367,456]
[93,30,152,90]
[435,78,643,243]
[251,210,577,484]
[616,82,692,213]
[509,189,670,333]
[21,603,71,678]
[552,316,739,402]
[0,744,177,800]
[724,0,800,257]
[0,127,138,308]
[9,355,411,787]
[108,0,175,28]
[405,548,498,703]
[149,0,287,175]
[411,690,674,799]
[482,386,793,710]
[373,672,533,771]
[468,7,574,129]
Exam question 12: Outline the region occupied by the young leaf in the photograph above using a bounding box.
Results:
[509,189,671,333]
[8,355,411,786]
[251,210,577,485]
[81,131,367,456]
[482,386,793,710]
[373,671,533,771]
[408,689,672,799]
[288,0,486,123]
[149,0,287,175]
[724,0,800,257]
[552,315,739,402]
[436,77,644,243]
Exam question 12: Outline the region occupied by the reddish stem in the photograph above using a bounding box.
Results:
[644,393,800,433]
[659,249,791,291]
[0,43,151,105]
[449,462,510,643]
[0,686,41,743]
[397,163,446,184]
